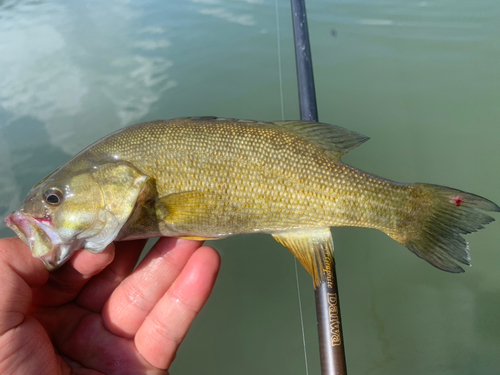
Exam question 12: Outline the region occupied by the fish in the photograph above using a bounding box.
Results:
[5,117,499,285]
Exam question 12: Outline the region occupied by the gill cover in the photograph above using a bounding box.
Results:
[79,162,150,253]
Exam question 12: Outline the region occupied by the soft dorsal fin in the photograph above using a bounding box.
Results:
[268,120,369,160]
[182,117,369,161]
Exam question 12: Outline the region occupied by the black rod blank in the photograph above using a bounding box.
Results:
[290,0,318,122]
[290,1,348,374]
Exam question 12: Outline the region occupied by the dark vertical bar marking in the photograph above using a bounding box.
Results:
[290,1,347,374]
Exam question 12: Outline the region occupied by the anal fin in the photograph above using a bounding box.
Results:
[273,228,334,288]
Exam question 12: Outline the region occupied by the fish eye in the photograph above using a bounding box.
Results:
[44,188,64,206]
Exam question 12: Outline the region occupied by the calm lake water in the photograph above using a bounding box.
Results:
[1,0,499,374]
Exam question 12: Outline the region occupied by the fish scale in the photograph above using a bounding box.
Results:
[82,119,431,237]
[6,117,498,282]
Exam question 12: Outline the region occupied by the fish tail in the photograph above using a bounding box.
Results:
[391,183,499,272]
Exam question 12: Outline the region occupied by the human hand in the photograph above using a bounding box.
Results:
[0,236,220,374]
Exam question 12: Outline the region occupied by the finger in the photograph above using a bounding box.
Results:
[135,246,220,369]
[31,244,115,307]
[0,238,60,374]
[0,237,48,286]
[76,239,147,312]
[103,238,203,338]
[69,244,116,275]
[0,237,48,335]
[45,308,168,375]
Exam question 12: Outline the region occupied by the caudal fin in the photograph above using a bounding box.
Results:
[403,184,499,273]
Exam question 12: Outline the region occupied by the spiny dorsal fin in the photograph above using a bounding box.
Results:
[273,228,334,288]
[182,117,369,161]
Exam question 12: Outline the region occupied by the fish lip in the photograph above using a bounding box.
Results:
[5,211,72,270]
[5,212,32,246]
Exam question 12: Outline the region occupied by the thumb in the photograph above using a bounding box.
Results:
[0,237,48,335]
[0,237,61,374]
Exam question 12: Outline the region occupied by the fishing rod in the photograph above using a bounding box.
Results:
[290,1,347,374]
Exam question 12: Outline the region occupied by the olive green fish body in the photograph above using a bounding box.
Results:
[76,119,400,234]
[6,117,499,282]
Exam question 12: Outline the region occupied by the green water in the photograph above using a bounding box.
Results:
[1,0,499,374]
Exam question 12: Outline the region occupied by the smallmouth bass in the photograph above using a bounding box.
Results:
[5,117,499,285]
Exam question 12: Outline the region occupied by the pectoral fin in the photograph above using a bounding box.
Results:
[273,228,334,288]
[155,191,215,235]
[155,191,207,222]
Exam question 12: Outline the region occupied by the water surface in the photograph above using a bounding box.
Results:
[1,0,499,374]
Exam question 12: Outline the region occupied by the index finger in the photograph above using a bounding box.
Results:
[76,239,148,312]
[31,244,116,307]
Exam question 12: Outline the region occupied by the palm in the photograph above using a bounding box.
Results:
[0,237,220,375]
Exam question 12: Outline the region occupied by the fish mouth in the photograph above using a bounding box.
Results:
[5,212,75,270]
